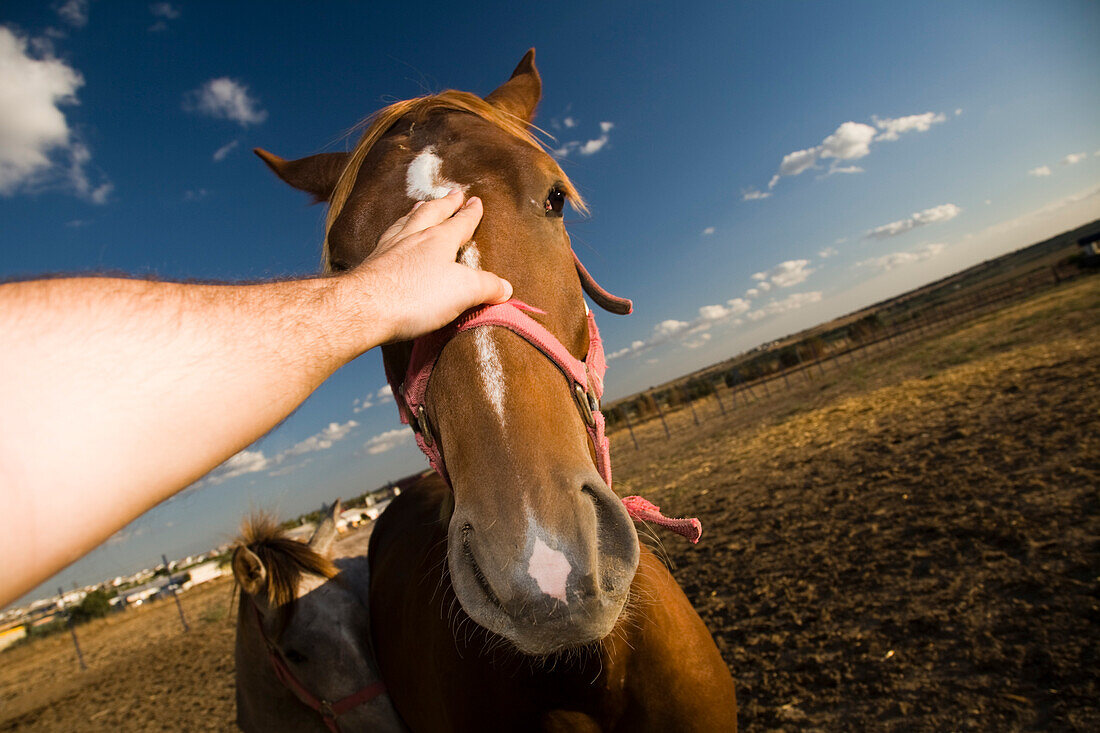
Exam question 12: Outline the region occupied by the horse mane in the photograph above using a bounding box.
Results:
[323,89,588,270]
[233,513,338,612]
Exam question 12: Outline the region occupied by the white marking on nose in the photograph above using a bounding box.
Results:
[405,146,467,201]
[458,243,506,421]
[527,537,571,604]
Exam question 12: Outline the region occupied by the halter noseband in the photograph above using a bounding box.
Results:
[249,600,386,732]
[386,252,702,543]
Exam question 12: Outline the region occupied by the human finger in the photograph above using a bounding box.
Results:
[375,200,426,250]
[421,196,482,257]
[398,189,465,237]
[471,269,513,304]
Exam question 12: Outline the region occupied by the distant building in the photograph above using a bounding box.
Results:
[178,561,226,590]
[285,522,316,542]
[0,623,26,652]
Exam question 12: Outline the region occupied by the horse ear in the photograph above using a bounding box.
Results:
[308,498,342,557]
[232,546,267,597]
[485,48,542,124]
[254,148,349,202]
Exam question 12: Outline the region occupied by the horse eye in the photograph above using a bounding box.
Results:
[284,648,308,664]
[545,188,565,216]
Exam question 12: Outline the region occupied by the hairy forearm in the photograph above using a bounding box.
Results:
[0,275,379,603]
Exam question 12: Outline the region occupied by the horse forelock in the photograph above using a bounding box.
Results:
[234,514,338,626]
[321,89,588,271]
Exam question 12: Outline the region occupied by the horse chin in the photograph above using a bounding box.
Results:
[447,532,632,656]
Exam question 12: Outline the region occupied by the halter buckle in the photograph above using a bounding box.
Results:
[574,383,595,427]
[416,405,434,447]
[319,700,336,719]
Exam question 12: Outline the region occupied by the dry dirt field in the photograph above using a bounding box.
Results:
[1,275,1096,731]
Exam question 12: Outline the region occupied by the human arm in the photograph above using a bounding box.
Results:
[0,191,508,605]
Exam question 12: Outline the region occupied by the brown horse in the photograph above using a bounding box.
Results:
[232,502,404,732]
[258,50,737,731]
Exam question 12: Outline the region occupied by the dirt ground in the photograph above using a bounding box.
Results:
[1,276,1096,731]
[611,275,1100,731]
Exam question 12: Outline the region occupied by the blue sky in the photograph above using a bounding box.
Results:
[3,1,1098,606]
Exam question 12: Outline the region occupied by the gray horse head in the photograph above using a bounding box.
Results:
[232,500,404,732]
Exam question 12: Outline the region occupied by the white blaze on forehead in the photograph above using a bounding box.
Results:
[405,146,467,201]
[458,243,507,421]
[527,537,571,604]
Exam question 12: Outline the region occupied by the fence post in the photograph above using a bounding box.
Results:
[712,386,727,415]
[58,587,87,671]
[682,386,701,426]
[162,554,190,633]
[651,393,671,439]
[622,409,639,450]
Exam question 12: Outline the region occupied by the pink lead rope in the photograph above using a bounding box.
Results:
[387,255,702,544]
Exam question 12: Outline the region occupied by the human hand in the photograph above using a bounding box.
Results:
[346,189,513,345]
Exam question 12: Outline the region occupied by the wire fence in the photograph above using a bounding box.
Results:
[604,263,1087,449]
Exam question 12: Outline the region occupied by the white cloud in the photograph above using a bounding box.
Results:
[819,246,838,258]
[185,78,267,127]
[872,112,946,141]
[579,121,613,155]
[653,319,689,338]
[205,449,270,485]
[66,141,112,203]
[0,28,111,202]
[776,147,819,179]
[857,242,946,272]
[148,2,181,32]
[268,458,312,478]
[752,259,814,288]
[376,384,393,400]
[56,0,89,27]
[283,420,358,457]
[702,226,715,235]
[726,298,751,315]
[1028,165,1052,177]
[1061,152,1087,166]
[212,139,238,161]
[556,120,614,157]
[825,165,864,176]
[609,295,755,360]
[760,112,947,192]
[745,288,759,298]
[955,108,963,116]
[183,188,209,201]
[742,188,771,200]
[150,2,181,19]
[607,339,646,360]
[819,121,876,161]
[352,396,374,413]
[745,291,824,321]
[364,427,414,455]
[865,203,961,239]
[684,333,712,349]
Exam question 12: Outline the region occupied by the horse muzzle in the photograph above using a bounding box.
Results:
[446,472,639,655]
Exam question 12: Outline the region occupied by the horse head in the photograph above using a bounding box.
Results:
[257,50,639,655]
[232,501,398,731]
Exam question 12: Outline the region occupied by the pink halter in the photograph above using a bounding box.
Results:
[385,254,701,543]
